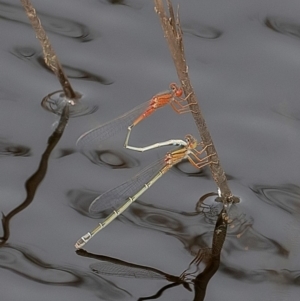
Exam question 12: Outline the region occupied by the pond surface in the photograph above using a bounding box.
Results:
[0,0,299,300]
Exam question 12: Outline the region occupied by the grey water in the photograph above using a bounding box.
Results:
[0,0,300,300]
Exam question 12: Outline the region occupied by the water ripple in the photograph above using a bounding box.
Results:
[228,226,288,256]
[0,245,129,300]
[69,189,289,259]
[0,139,31,157]
[125,200,204,233]
[69,185,289,258]
[0,244,130,299]
[55,148,76,158]
[80,148,138,169]
[68,190,212,254]
[221,264,300,285]
[119,200,215,255]
[225,204,288,256]
[41,90,98,118]
[182,21,222,39]
[37,56,113,85]
[0,248,79,284]
[98,0,143,9]
[0,2,94,42]
[67,189,105,218]
[11,47,113,86]
[251,184,300,215]
[265,17,300,40]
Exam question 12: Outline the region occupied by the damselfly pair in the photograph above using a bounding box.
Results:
[75,84,213,248]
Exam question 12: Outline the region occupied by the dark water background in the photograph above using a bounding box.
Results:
[0,0,300,300]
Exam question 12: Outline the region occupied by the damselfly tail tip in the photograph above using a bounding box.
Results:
[75,239,85,249]
[75,232,92,249]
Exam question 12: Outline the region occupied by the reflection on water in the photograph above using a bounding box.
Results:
[10,46,113,85]
[55,147,76,158]
[74,202,300,299]
[41,90,99,117]
[222,204,288,256]
[69,195,209,254]
[10,46,36,60]
[11,44,109,117]
[69,188,290,259]
[79,148,138,168]
[1,244,82,284]
[192,207,228,301]
[251,184,300,215]
[77,248,191,300]
[0,106,69,246]
[37,56,113,85]
[75,206,229,301]
[181,21,222,39]
[1,0,300,300]
[98,0,144,9]
[0,244,130,300]
[265,16,300,40]
[0,139,31,157]
[68,188,103,218]
[220,263,300,285]
[77,248,191,286]
[226,222,289,256]
[126,200,216,256]
[196,192,221,220]
[0,2,94,42]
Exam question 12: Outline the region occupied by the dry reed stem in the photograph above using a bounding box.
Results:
[20,0,77,101]
[154,0,239,205]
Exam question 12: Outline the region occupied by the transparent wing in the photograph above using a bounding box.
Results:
[89,157,165,213]
[76,101,150,150]
[90,261,166,279]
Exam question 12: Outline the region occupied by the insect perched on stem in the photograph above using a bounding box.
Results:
[75,134,214,249]
[77,83,193,152]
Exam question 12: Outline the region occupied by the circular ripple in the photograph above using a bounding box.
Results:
[41,90,98,118]
[182,21,222,39]
[81,148,138,169]
[138,211,183,232]
[0,140,31,157]
[42,17,93,42]
[126,200,201,234]
[265,17,300,39]
[98,0,143,9]
[251,184,300,215]
[10,46,36,60]
[195,192,220,222]
[0,2,94,42]
[67,189,105,218]
[0,250,16,264]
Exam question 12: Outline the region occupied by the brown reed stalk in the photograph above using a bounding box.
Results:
[154,0,239,205]
[20,0,77,101]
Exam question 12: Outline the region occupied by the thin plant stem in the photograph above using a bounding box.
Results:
[154,0,239,205]
[20,0,77,101]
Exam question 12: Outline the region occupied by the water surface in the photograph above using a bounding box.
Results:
[0,0,299,300]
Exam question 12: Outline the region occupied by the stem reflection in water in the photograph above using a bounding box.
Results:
[76,203,228,301]
[0,106,69,246]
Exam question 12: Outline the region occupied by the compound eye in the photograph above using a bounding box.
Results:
[175,89,183,97]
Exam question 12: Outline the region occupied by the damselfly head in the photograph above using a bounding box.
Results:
[185,134,197,148]
[169,83,183,97]
[164,153,172,165]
